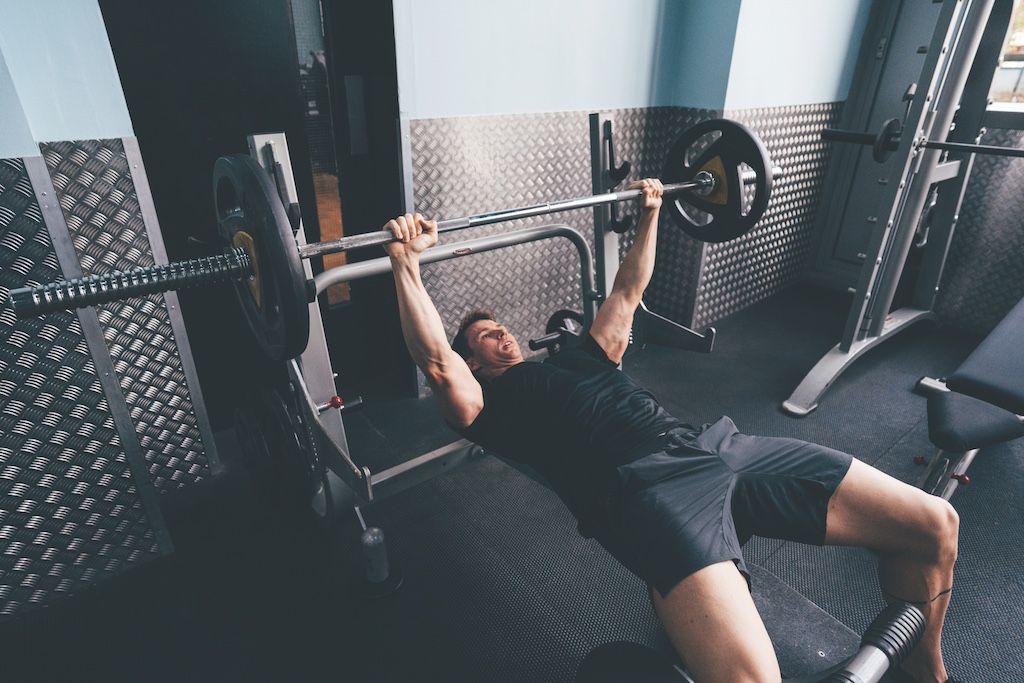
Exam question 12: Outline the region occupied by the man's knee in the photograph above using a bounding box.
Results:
[914,494,959,565]
[932,496,959,561]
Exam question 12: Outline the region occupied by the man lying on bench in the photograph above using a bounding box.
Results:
[916,296,1024,500]
[382,180,960,683]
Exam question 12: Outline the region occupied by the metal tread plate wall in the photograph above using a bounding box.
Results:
[696,104,843,330]
[39,139,217,491]
[409,112,601,346]
[934,127,1024,332]
[407,104,841,339]
[0,158,168,620]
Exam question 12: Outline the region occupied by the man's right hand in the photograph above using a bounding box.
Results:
[384,213,438,259]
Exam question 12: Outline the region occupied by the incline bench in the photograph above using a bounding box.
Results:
[915,297,1024,500]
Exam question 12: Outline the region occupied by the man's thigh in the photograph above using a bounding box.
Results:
[652,560,780,683]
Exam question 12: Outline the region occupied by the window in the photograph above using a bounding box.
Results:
[989,0,1024,107]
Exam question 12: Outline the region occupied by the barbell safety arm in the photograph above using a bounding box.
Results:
[297,174,717,259]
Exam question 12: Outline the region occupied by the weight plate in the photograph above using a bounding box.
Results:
[544,309,585,356]
[234,386,321,515]
[661,119,774,243]
[874,117,902,163]
[213,154,310,362]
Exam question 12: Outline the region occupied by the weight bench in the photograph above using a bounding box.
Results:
[915,297,1024,500]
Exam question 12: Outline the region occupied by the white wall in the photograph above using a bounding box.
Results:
[0,51,37,158]
[393,0,873,120]
[0,0,133,158]
[726,0,873,110]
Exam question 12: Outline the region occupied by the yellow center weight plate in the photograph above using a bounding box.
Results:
[661,119,774,243]
[232,230,262,309]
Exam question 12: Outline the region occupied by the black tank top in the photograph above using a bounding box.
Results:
[456,334,690,534]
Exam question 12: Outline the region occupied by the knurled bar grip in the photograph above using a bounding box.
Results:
[298,177,713,259]
[10,247,252,317]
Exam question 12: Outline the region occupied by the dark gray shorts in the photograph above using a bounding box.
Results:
[597,417,853,598]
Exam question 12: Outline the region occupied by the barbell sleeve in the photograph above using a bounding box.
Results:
[9,247,252,317]
[297,175,717,260]
[825,121,1024,161]
[922,139,1024,158]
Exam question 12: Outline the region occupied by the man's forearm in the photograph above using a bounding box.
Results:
[611,206,660,301]
[390,255,453,375]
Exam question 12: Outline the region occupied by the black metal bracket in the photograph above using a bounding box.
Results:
[601,120,633,233]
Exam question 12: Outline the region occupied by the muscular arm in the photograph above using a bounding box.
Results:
[589,178,663,364]
[387,215,483,429]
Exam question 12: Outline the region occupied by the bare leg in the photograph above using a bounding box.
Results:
[652,560,780,683]
[825,458,959,683]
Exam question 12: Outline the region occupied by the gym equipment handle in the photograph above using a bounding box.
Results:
[10,248,251,317]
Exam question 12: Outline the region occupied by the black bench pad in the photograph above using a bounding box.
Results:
[928,391,1024,453]
[946,297,1024,414]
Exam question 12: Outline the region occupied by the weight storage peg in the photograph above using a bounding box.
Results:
[824,116,1024,163]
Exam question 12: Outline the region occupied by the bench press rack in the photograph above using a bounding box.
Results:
[243,116,728,593]
[246,133,604,522]
[245,111,728,519]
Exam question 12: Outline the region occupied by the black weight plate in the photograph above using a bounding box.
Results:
[661,119,773,243]
[234,387,319,514]
[213,154,309,362]
[873,117,902,163]
[545,309,585,356]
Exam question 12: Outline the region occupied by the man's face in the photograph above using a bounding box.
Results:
[464,318,523,372]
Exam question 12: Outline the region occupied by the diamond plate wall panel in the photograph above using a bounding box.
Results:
[407,109,717,343]
[39,140,210,491]
[0,158,163,620]
[691,104,843,330]
[407,105,840,340]
[597,108,719,328]
[409,113,599,347]
[934,128,1024,333]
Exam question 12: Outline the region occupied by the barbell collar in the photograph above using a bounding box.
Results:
[297,176,714,260]
[10,247,252,318]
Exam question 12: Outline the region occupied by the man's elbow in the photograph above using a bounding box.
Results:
[426,374,482,429]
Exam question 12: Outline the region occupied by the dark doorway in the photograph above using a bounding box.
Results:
[99,0,414,430]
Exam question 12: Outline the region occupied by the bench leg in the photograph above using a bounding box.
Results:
[914,447,978,500]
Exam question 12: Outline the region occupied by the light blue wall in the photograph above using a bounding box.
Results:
[393,0,739,118]
[650,1,740,111]
[0,0,133,158]
[0,50,37,158]
[393,0,873,120]
[726,0,873,110]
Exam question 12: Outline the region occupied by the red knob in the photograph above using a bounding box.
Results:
[328,395,344,409]
[913,455,928,466]
[951,473,970,485]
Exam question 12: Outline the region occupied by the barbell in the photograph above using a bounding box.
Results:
[9,118,775,362]
[824,116,1024,163]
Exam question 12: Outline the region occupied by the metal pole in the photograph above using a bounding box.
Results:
[921,139,1024,158]
[298,176,712,259]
